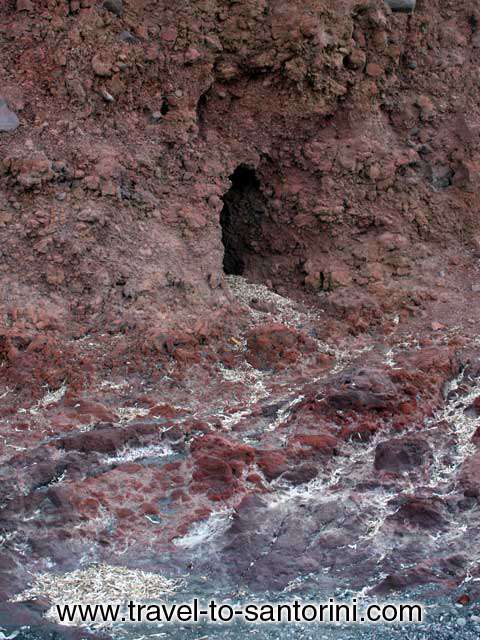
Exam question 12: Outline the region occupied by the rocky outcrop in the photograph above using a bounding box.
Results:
[1,0,480,345]
[0,98,19,132]
[2,1,480,636]
[374,436,432,472]
[385,0,416,12]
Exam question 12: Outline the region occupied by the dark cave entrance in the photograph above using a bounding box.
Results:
[220,165,264,276]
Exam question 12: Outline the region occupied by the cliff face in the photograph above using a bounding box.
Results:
[1,0,480,339]
[3,2,480,636]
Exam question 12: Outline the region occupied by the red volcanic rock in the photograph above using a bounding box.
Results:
[389,496,446,530]
[141,502,159,516]
[0,333,89,396]
[47,485,73,510]
[149,404,181,418]
[58,426,124,455]
[460,452,480,499]
[58,420,161,455]
[326,367,397,412]
[147,329,200,364]
[327,289,382,329]
[282,463,318,486]
[345,49,366,70]
[256,450,289,481]
[16,0,33,10]
[373,554,467,596]
[63,398,117,423]
[0,0,478,355]
[402,347,455,378]
[115,507,135,520]
[245,324,313,371]
[372,566,435,595]
[246,472,263,486]
[339,419,380,442]
[2,0,480,625]
[3,151,54,189]
[472,425,480,444]
[91,53,113,77]
[293,434,338,455]
[366,62,383,78]
[465,397,480,419]
[191,434,255,464]
[193,455,234,483]
[80,496,101,511]
[374,437,432,473]
[115,462,143,474]
[191,434,255,498]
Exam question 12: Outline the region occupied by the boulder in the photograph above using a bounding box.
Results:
[374,436,432,473]
[3,152,53,188]
[58,425,128,455]
[293,433,338,455]
[256,450,289,480]
[326,367,397,412]
[460,452,480,498]
[246,324,312,371]
[384,0,416,12]
[390,496,446,529]
[0,99,19,133]
[191,434,255,498]
[103,0,123,16]
[282,463,318,485]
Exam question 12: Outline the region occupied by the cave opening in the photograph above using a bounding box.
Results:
[220,165,264,276]
[160,97,170,115]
